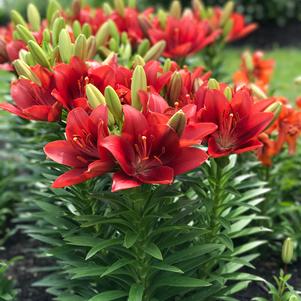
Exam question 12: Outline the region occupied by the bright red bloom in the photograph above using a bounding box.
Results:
[44,106,114,188]
[148,13,220,59]
[0,65,61,121]
[199,87,274,157]
[101,105,214,191]
[227,13,258,42]
[233,51,275,91]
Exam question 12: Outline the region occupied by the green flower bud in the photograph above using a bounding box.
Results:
[192,0,204,16]
[13,59,41,85]
[137,39,150,57]
[16,24,36,43]
[87,36,97,59]
[169,0,182,19]
[27,3,41,32]
[28,40,51,68]
[243,51,254,72]
[168,71,182,105]
[103,3,113,15]
[73,20,82,38]
[131,65,147,110]
[86,84,106,108]
[168,110,186,137]
[82,23,92,38]
[208,78,220,90]
[105,86,123,122]
[128,0,136,8]
[74,34,87,60]
[133,55,145,67]
[96,21,110,47]
[250,83,267,99]
[98,46,113,59]
[220,1,234,26]
[59,29,73,63]
[47,0,62,26]
[282,238,294,264]
[108,20,120,46]
[143,40,166,62]
[121,42,132,61]
[264,101,282,131]
[223,19,233,38]
[163,58,172,72]
[43,29,51,43]
[109,37,119,52]
[294,76,301,85]
[224,86,232,101]
[11,10,27,27]
[114,0,125,17]
[158,9,167,28]
[52,17,66,47]
[19,49,34,66]
[121,32,128,45]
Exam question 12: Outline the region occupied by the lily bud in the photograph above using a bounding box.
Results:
[28,41,51,68]
[109,37,119,52]
[143,40,166,62]
[16,24,36,43]
[19,49,34,65]
[52,17,66,47]
[96,21,110,47]
[121,43,132,61]
[294,76,301,85]
[74,34,87,60]
[208,78,220,90]
[103,3,113,15]
[137,39,150,57]
[168,110,186,137]
[59,29,73,63]
[243,51,254,72]
[98,46,112,58]
[82,23,92,38]
[43,29,51,43]
[220,1,234,26]
[168,71,182,105]
[128,0,136,8]
[169,0,182,19]
[27,4,41,32]
[264,101,282,130]
[13,59,41,85]
[114,0,125,17]
[163,58,172,72]
[138,15,152,36]
[192,0,204,15]
[133,55,145,67]
[108,20,120,45]
[250,83,267,99]
[86,84,106,108]
[87,36,97,59]
[224,86,232,101]
[282,238,294,264]
[158,9,167,28]
[131,65,147,110]
[223,19,233,38]
[47,0,62,26]
[105,86,123,122]
[72,0,81,17]
[73,20,82,38]
[11,10,27,27]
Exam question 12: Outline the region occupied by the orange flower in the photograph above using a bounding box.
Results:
[257,133,276,166]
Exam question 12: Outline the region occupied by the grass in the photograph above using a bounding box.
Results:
[222,47,301,101]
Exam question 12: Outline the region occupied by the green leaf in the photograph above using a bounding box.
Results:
[86,239,120,260]
[123,232,138,249]
[154,275,211,288]
[88,290,128,301]
[144,243,163,260]
[151,262,184,274]
[128,284,144,301]
[218,234,234,251]
[101,259,132,278]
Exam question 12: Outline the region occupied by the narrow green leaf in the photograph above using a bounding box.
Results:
[151,262,184,274]
[218,234,234,251]
[145,243,163,260]
[123,232,138,249]
[86,239,120,260]
[101,259,132,278]
[128,284,144,301]
[154,275,211,288]
[88,290,127,301]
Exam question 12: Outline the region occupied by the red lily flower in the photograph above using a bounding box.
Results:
[0,65,61,121]
[148,13,220,59]
[44,106,114,188]
[257,133,276,166]
[199,87,274,157]
[100,105,213,191]
[233,51,275,92]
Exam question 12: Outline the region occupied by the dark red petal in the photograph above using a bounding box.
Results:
[112,171,141,192]
[100,135,135,175]
[207,137,231,158]
[87,159,113,177]
[44,140,86,167]
[52,168,89,188]
[23,105,56,122]
[137,166,174,184]
[0,102,29,120]
[234,139,263,155]
[171,147,208,175]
